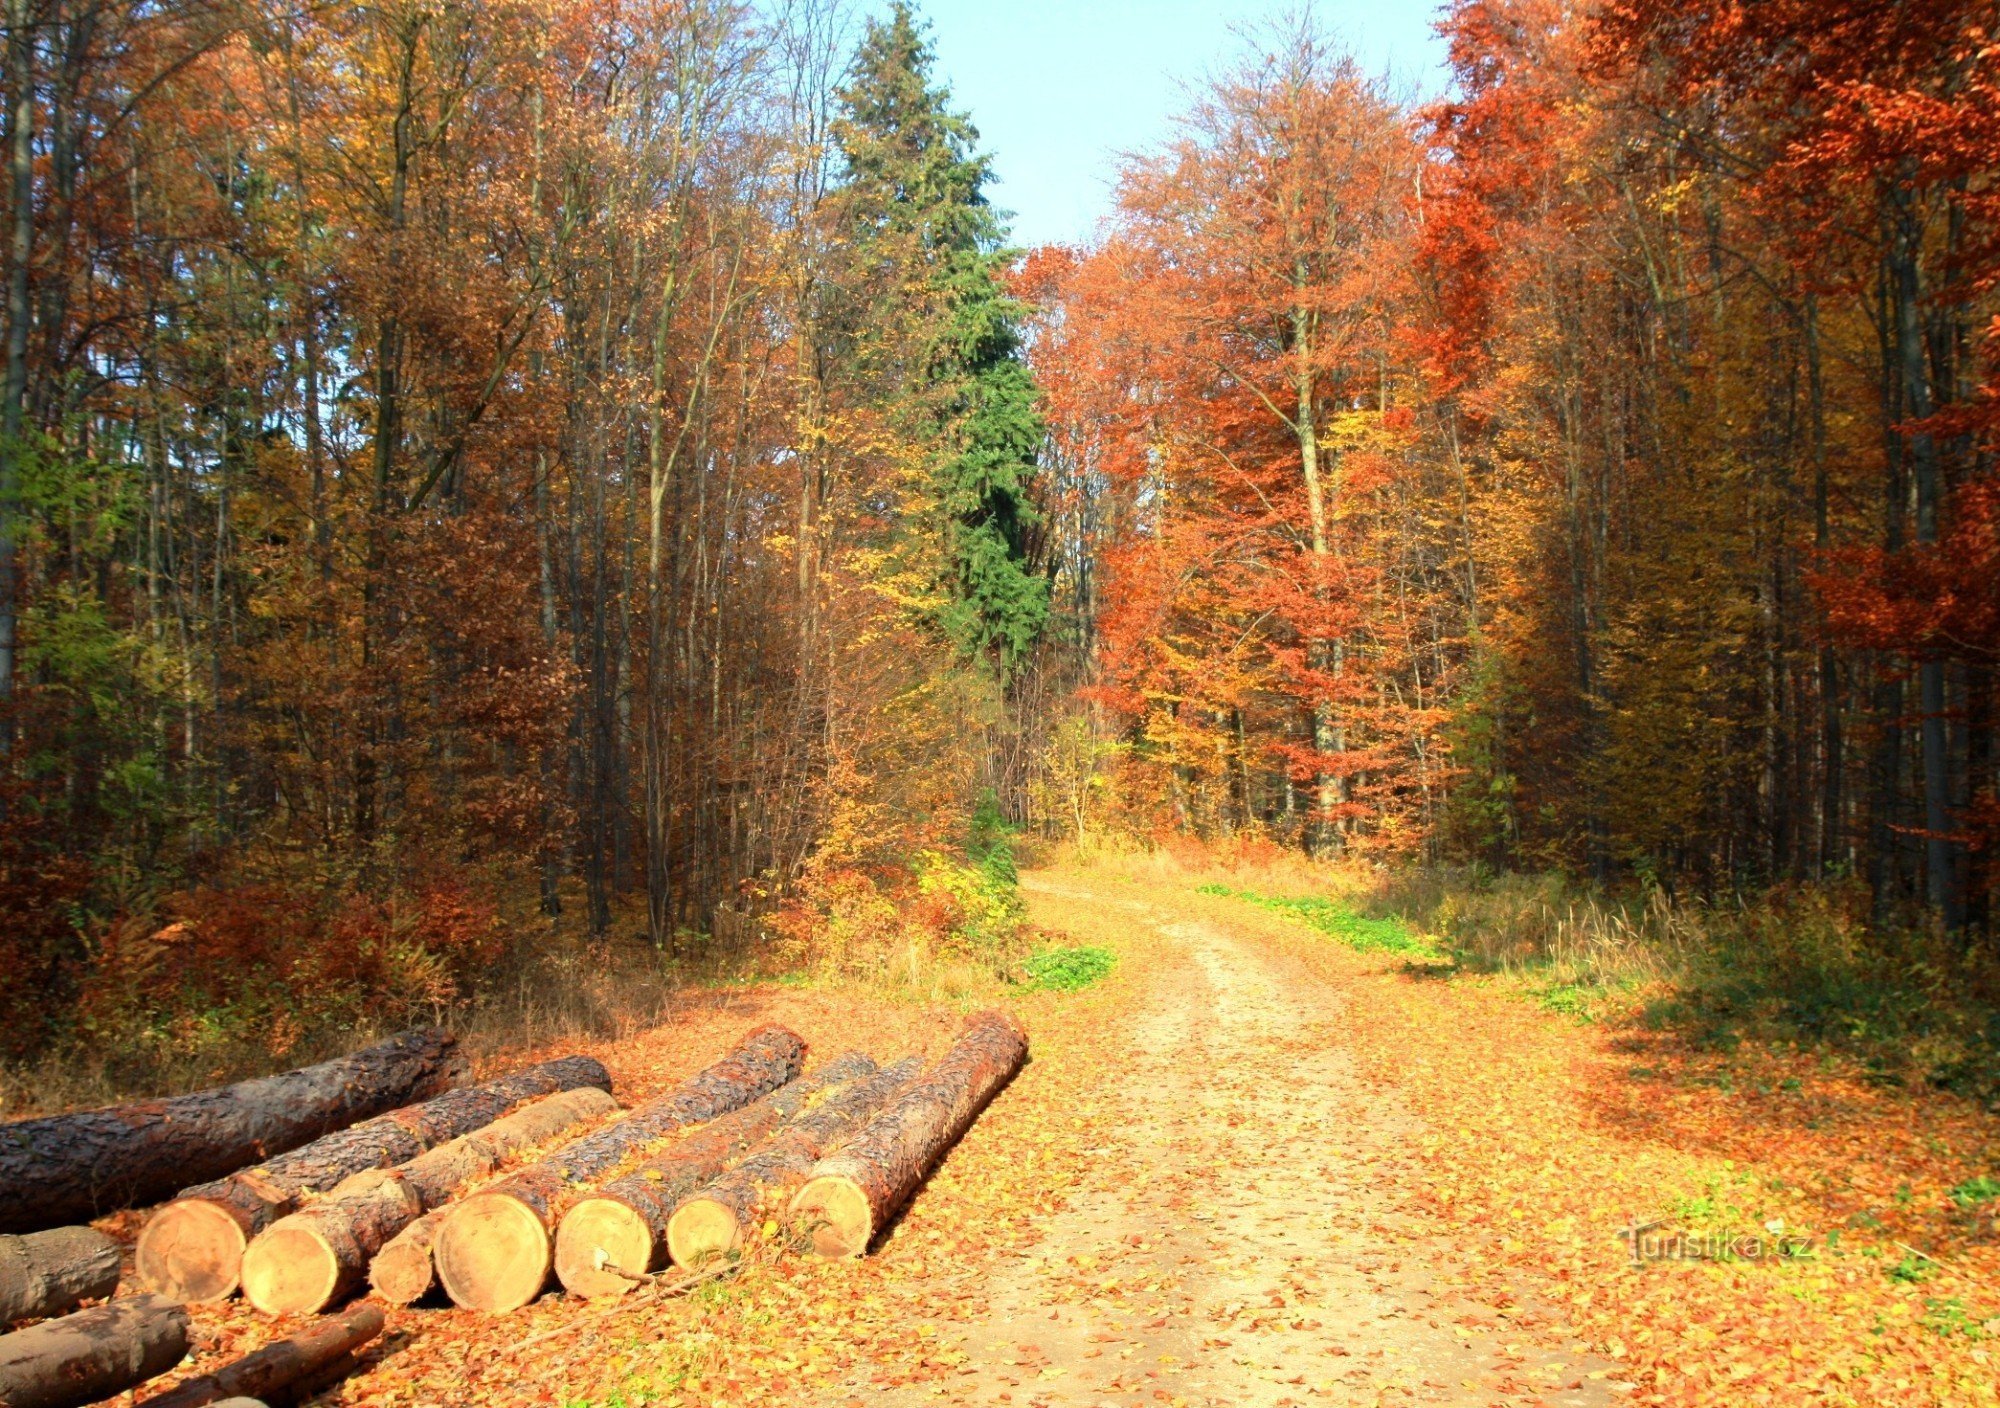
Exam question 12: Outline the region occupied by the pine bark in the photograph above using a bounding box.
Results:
[668,1056,919,1269]
[0,1228,120,1325]
[0,1294,190,1408]
[791,1011,1026,1257]
[555,1052,876,1298]
[137,1054,607,1304]
[130,1304,382,1408]
[242,1085,617,1316]
[432,1025,804,1313]
[0,1029,461,1235]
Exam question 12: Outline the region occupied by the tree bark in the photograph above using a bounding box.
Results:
[555,1053,876,1299]
[0,1295,189,1408]
[0,1029,461,1236]
[243,1085,617,1316]
[0,0,35,735]
[433,1025,804,1313]
[130,1305,381,1408]
[137,1053,605,1303]
[669,1056,919,1269]
[0,1228,119,1326]
[790,1011,1026,1257]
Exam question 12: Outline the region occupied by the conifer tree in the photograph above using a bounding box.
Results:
[831,2,1048,672]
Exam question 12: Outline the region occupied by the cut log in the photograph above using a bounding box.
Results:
[138,1053,609,1304]
[130,1304,382,1408]
[0,1228,120,1325]
[0,1294,189,1408]
[791,1010,1026,1257]
[367,1210,442,1308]
[242,1085,618,1315]
[554,1052,877,1299]
[0,1028,462,1236]
[433,1025,805,1314]
[667,1055,921,1269]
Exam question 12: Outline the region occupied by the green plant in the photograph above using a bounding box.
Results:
[1022,945,1115,991]
[1920,1297,1989,1340]
[1887,1252,1934,1284]
[1947,1175,2000,1209]
[1196,884,1434,956]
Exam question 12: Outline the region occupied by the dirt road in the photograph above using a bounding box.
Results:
[831,875,1628,1408]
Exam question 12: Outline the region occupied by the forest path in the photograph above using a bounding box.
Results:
[839,875,1626,1408]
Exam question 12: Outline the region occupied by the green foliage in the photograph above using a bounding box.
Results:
[1021,944,1115,991]
[914,848,1023,952]
[1947,1176,2000,1209]
[1920,1298,1990,1341]
[1888,1251,1935,1285]
[1196,883,1435,956]
[833,2,1049,673]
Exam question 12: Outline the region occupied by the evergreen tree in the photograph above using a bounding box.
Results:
[831,3,1048,672]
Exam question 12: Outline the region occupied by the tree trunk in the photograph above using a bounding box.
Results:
[0,1295,189,1408]
[0,1228,120,1325]
[1888,184,1961,928]
[790,1011,1026,1257]
[432,1026,804,1313]
[130,1305,381,1408]
[242,1085,617,1316]
[555,1053,876,1299]
[669,1056,919,1269]
[0,1029,461,1236]
[368,1210,446,1308]
[0,0,35,735]
[137,1054,605,1303]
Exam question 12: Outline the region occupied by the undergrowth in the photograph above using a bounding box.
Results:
[1370,866,2000,1105]
[1194,882,1435,956]
[1021,944,1115,991]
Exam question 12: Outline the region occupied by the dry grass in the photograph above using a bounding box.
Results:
[1,881,1038,1120]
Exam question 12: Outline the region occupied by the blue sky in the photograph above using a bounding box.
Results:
[914,1,1453,248]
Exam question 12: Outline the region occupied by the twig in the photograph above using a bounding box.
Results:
[504,1260,741,1355]
[1894,1240,1994,1293]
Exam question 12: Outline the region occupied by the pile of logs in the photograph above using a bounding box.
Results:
[0,1008,1028,1406]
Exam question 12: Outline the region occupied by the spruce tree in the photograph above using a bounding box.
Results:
[831,3,1048,672]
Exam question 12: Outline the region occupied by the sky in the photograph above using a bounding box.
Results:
[914,1,1454,249]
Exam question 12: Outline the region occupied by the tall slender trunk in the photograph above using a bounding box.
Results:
[1293,297,1342,859]
[1806,298,1843,875]
[356,18,419,849]
[1888,182,1960,928]
[0,0,34,756]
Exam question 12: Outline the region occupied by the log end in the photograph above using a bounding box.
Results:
[241,1223,345,1317]
[368,1237,434,1307]
[553,1198,653,1300]
[790,1176,871,1258]
[433,1192,552,1314]
[665,1197,741,1270]
[136,1199,249,1302]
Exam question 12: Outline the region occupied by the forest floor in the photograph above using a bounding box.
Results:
[109,862,2000,1408]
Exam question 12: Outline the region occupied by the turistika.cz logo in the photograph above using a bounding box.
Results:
[1616,1217,1814,1264]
